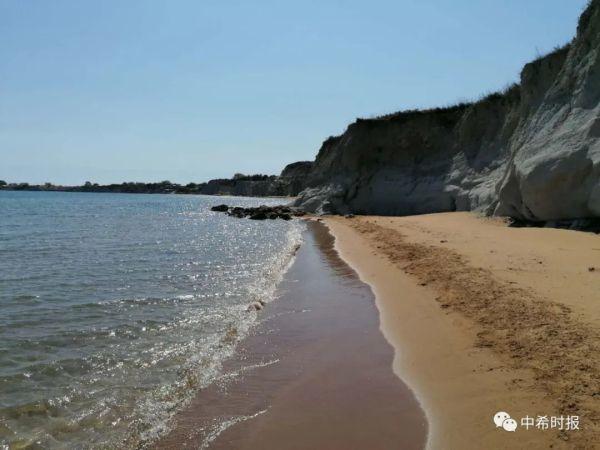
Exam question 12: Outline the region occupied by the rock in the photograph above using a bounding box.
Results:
[345,214,355,219]
[231,210,245,218]
[247,302,263,311]
[249,212,268,220]
[210,204,306,220]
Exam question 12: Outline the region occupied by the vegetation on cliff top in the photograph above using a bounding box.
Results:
[351,40,573,132]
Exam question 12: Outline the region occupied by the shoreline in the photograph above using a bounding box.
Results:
[153,221,426,449]
[325,213,600,449]
[0,188,297,200]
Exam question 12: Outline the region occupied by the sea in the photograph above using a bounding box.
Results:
[0,191,303,449]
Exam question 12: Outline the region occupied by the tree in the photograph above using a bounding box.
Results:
[0,180,6,187]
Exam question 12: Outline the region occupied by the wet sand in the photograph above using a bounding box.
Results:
[326,213,600,449]
[153,221,427,449]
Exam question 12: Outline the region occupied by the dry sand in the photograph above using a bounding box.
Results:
[325,212,600,449]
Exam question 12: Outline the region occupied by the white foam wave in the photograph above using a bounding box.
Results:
[200,409,269,449]
[135,221,304,447]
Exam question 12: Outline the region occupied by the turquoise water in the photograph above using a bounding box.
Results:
[0,191,302,449]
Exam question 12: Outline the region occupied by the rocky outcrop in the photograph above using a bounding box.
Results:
[278,161,313,195]
[210,204,306,220]
[198,162,313,197]
[293,1,600,221]
[199,177,279,196]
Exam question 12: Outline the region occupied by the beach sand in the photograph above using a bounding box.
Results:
[326,212,600,449]
[153,221,426,449]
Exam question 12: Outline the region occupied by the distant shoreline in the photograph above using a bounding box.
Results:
[0,176,270,196]
[0,187,294,199]
[0,163,312,199]
[0,176,299,198]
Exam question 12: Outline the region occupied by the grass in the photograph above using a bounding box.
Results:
[356,84,520,128]
[357,102,472,127]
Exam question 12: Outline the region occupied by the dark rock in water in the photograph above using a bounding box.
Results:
[249,212,268,220]
[228,207,246,218]
[210,204,306,221]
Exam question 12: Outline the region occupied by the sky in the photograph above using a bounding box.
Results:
[0,0,590,185]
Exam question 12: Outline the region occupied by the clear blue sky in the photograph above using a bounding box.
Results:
[0,0,589,185]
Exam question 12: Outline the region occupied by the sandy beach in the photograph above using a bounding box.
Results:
[326,212,600,449]
[152,213,600,449]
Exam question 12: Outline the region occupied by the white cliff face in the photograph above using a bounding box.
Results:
[294,1,600,221]
[494,3,600,221]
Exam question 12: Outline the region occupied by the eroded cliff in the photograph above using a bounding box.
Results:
[199,161,313,197]
[294,1,600,222]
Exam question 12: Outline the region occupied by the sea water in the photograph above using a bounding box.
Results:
[0,191,303,448]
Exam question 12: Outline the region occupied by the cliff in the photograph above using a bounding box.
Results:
[293,0,600,222]
[198,161,313,197]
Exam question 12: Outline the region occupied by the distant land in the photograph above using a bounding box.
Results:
[0,161,313,198]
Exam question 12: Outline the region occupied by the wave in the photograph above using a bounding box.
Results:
[200,409,269,449]
[134,222,305,447]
